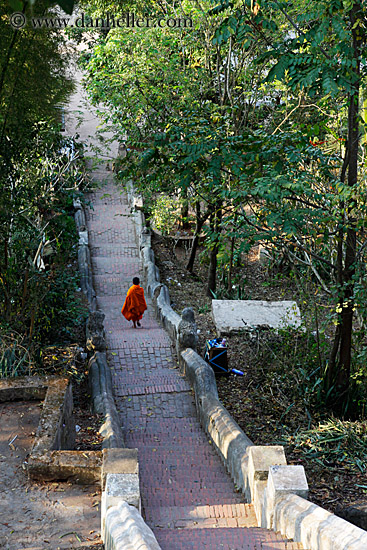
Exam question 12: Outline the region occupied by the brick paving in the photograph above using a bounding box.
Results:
[86,168,305,550]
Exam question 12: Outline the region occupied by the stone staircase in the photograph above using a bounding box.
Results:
[86,175,307,550]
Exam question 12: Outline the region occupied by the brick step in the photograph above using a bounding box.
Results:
[115,370,178,376]
[115,376,188,385]
[136,437,217,443]
[145,503,253,525]
[125,418,207,428]
[127,439,211,448]
[141,493,244,507]
[139,466,233,477]
[125,427,207,438]
[22,544,103,550]
[135,439,218,448]
[115,383,190,396]
[141,481,240,492]
[89,234,132,242]
[126,436,209,445]
[141,471,236,479]
[140,476,235,486]
[135,434,216,443]
[148,515,256,529]
[137,448,221,457]
[138,458,223,468]
[137,453,222,462]
[140,477,237,488]
[140,470,237,479]
[139,463,237,474]
[126,427,206,437]
[128,426,212,435]
[153,527,305,550]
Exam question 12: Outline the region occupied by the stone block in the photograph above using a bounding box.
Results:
[268,465,309,498]
[180,349,218,400]
[28,450,102,483]
[86,311,106,352]
[247,446,286,520]
[253,479,267,527]
[103,473,140,512]
[78,230,88,245]
[102,448,139,489]
[263,465,308,529]
[176,307,198,354]
[140,231,151,250]
[212,300,302,334]
[75,208,86,232]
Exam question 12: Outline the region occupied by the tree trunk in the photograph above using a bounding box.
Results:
[186,202,209,273]
[180,188,190,230]
[186,233,200,273]
[327,3,361,409]
[2,239,11,321]
[228,221,236,291]
[206,203,222,297]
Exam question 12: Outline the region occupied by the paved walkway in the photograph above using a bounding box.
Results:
[85,166,305,550]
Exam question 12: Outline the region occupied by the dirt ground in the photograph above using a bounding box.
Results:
[0,400,103,550]
[152,232,367,515]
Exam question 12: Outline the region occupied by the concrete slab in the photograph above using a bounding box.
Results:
[268,465,309,498]
[212,300,302,334]
[102,448,139,489]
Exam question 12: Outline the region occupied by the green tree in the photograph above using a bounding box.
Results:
[83,0,276,294]
[0,0,75,334]
[213,0,367,409]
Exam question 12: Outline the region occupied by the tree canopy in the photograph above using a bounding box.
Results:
[80,0,367,413]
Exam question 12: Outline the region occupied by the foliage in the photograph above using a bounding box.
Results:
[151,195,180,236]
[0,330,31,378]
[0,0,73,147]
[284,418,367,473]
[0,128,89,375]
[0,0,86,377]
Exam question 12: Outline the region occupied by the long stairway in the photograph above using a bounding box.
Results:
[85,168,305,550]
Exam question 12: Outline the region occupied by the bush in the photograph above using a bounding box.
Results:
[151,195,179,235]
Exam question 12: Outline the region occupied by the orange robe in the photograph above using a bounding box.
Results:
[121,284,147,322]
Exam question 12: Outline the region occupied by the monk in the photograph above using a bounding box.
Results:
[121,277,147,328]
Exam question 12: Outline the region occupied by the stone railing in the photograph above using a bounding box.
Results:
[74,196,124,450]
[127,181,367,550]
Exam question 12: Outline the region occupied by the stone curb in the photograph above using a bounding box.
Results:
[30,377,75,457]
[104,501,161,550]
[128,182,367,550]
[74,196,124,450]
[274,494,367,550]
